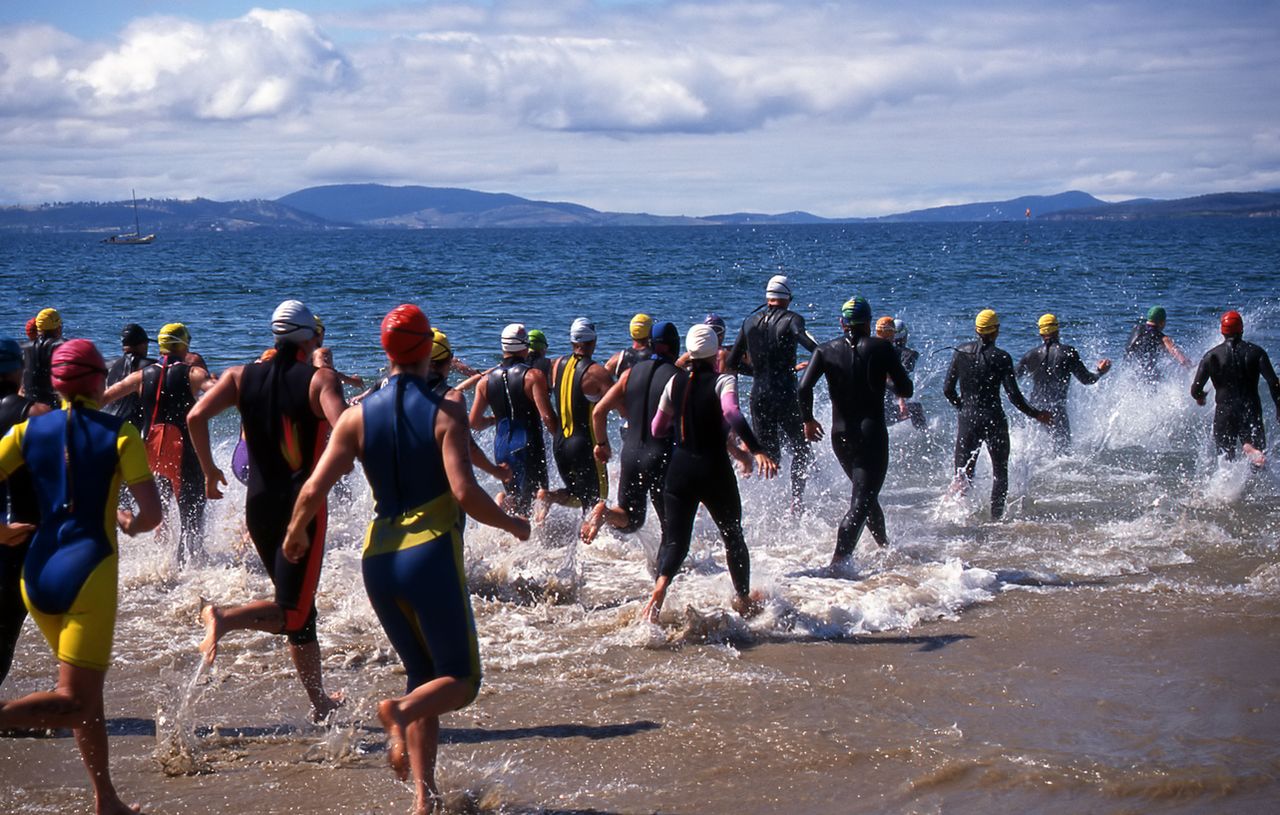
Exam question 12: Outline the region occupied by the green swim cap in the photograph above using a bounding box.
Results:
[841,297,871,323]
[527,329,548,351]
[1146,306,1166,323]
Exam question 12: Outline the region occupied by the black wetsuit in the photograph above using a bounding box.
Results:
[484,360,544,513]
[239,354,326,645]
[1190,337,1280,459]
[104,351,155,431]
[616,356,678,534]
[1125,322,1168,382]
[944,339,1043,519]
[21,335,62,408]
[799,330,913,559]
[885,344,926,429]
[0,386,37,685]
[1016,337,1103,452]
[525,352,553,490]
[140,356,205,565]
[657,364,762,599]
[726,305,817,504]
[615,345,649,377]
[552,354,606,508]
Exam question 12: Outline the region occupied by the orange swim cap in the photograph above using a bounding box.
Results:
[875,316,896,338]
[1221,310,1243,336]
[381,304,433,364]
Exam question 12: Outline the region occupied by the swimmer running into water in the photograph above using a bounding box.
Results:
[281,305,530,813]
[0,339,162,815]
[1191,310,1280,466]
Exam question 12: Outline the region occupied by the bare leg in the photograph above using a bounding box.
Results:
[0,663,141,814]
[641,575,671,623]
[199,599,284,665]
[580,501,607,543]
[288,640,344,723]
[378,677,472,794]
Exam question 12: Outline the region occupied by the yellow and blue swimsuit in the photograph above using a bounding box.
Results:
[360,375,480,700]
[0,399,151,672]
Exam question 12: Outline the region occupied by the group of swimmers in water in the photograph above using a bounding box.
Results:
[1,278,1278,814]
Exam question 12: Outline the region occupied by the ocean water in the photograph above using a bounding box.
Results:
[2,220,1279,813]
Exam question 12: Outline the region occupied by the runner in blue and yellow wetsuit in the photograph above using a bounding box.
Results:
[281,304,530,811]
[188,299,348,723]
[543,318,614,513]
[0,338,161,815]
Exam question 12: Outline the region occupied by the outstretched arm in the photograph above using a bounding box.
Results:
[101,369,144,407]
[439,391,530,538]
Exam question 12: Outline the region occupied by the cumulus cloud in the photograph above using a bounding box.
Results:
[3,9,354,121]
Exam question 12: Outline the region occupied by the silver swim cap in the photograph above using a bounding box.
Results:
[569,317,597,344]
[271,300,317,344]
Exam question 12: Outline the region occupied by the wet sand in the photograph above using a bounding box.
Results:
[4,583,1278,814]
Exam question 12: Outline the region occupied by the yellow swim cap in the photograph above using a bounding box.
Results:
[1038,313,1059,336]
[630,313,653,341]
[975,309,1000,335]
[157,323,191,353]
[35,308,61,332]
[430,328,452,363]
[875,316,896,338]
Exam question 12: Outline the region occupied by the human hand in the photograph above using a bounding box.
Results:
[494,462,513,482]
[205,468,227,499]
[508,516,532,541]
[803,420,825,442]
[1097,358,1112,374]
[0,522,35,546]
[755,453,779,479]
[594,442,611,463]
[282,525,310,563]
[1036,410,1053,425]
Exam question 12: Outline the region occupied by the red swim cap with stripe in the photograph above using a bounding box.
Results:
[51,338,107,397]
[381,304,433,364]
[1221,310,1243,336]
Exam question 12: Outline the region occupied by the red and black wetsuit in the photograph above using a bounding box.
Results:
[140,355,205,565]
[1191,337,1280,459]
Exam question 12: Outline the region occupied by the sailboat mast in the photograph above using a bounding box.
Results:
[131,188,141,235]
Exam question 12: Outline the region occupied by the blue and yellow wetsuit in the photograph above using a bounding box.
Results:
[0,398,151,672]
[360,374,480,699]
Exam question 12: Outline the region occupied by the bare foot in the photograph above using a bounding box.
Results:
[948,477,969,497]
[377,699,409,782]
[1244,443,1267,468]
[731,591,764,618]
[96,793,142,815]
[533,489,551,524]
[580,501,606,544]
[312,690,346,724]
[640,590,666,624]
[197,599,223,665]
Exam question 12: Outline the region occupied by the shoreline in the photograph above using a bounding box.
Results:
[4,583,1277,814]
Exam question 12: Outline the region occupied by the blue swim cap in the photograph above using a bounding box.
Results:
[652,321,680,354]
[0,339,21,374]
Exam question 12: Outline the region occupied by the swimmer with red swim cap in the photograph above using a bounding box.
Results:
[187,299,349,723]
[0,338,162,815]
[1191,310,1280,467]
[281,304,529,810]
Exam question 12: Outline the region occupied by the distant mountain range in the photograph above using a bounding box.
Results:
[2,184,1277,233]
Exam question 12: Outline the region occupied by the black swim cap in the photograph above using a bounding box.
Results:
[121,323,149,346]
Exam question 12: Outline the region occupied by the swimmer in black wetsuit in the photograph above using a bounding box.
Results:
[102,323,155,431]
[21,308,64,408]
[188,299,348,722]
[281,305,530,809]
[644,324,777,622]
[606,314,653,377]
[800,299,913,564]
[543,318,614,513]
[0,339,50,686]
[1191,310,1280,465]
[877,317,927,430]
[944,309,1051,519]
[102,323,214,567]
[581,321,681,543]
[1125,306,1191,382]
[725,275,818,513]
[469,323,558,514]
[1016,313,1111,453]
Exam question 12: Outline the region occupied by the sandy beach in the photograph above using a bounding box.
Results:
[4,578,1277,815]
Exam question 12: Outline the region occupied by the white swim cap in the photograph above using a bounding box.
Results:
[766,274,792,300]
[569,317,597,344]
[501,323,528,353]
[893,318,908,340]
[271,299,317,344]
[686,324,719,360]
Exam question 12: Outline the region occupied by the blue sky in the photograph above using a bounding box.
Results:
[1,1,1277,216]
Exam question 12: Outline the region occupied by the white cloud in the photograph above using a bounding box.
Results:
[59,9,353,120]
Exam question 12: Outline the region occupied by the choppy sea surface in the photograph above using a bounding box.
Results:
[2,220,1279,813]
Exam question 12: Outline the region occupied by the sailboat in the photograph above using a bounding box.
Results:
[103,189,155,244]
